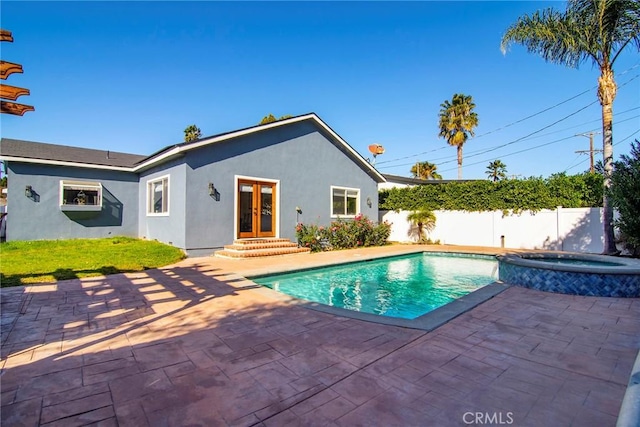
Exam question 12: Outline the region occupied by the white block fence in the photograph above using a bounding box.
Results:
[380,207,607,254]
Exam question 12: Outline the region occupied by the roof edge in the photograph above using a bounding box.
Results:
[0,155,135,172]
[2,114,386,182]
[133,113,386,182]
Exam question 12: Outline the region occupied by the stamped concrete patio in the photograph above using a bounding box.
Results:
[1,245,639,426]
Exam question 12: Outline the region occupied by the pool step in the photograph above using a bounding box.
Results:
[214,238,310,258]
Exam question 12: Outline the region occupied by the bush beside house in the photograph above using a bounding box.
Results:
[295,214,391,252]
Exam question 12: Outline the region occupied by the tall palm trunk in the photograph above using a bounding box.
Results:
[457,145,463,180]
[598,66,618,254]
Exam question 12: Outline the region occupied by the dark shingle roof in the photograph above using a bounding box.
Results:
[0,138,146,168]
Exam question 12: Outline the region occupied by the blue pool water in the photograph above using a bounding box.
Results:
[252,253,498,320]
[523,257,623,267]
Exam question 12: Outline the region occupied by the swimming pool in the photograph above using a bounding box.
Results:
[252,252,498,320]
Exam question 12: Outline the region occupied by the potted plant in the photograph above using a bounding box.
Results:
[75,190,87,205]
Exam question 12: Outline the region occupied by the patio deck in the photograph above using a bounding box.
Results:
[1,245,639,426]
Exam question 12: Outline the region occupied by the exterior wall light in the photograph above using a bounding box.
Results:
[366,197,372,208]
[25,185,32,197]
[208,182,220,201]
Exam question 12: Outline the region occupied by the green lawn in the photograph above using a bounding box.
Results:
[0,237,186,287]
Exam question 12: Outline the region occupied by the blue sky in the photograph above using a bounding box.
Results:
[2,1,639,180]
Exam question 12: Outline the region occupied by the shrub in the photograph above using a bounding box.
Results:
[295,222,326,252]
[295,214,391,252]
[609,140,640,256]
[406,209,436,243]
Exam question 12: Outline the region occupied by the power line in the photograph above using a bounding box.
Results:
[380,100,598,171]
[471,87,593,140]
[428,112,638,163]
[489,109,639,144]
[374,87,595,166]
[377,110,640,170]
[376,71,640,169]
[460,65,637,141]
[565,129,640,173]
[575,131,602,173]
[614,128,640,147]
[437,135,577,173]
[437,128,640,175]
[374,83,597,167]
[563,154,587,173]
[443,74,639,162]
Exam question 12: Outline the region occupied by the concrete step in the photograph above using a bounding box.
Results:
[214,246,310,259]
[232,238,291,245]
[214,238,310,258]
[224,241,298,251]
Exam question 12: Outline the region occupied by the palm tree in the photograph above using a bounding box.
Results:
[438,94,479,180]
[486,160,507,182]
[501,0,640,254]
[406,209,436,243]
[184,124,201,143]
[410,161,443,180]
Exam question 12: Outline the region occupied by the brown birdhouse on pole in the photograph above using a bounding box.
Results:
[1,29,34,116]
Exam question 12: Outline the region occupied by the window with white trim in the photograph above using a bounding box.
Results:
[60,180,102,211]
[147,176,169,215]
[331,186,359,217]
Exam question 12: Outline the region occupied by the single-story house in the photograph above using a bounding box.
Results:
[0,113,385,256]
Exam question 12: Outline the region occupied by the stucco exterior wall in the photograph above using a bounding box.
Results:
[138,160,187,250]
[183,121,380,253]
[2,119,381,255]
[5,163,139,241]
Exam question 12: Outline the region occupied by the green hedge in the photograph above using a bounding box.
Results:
[379,173,603,213]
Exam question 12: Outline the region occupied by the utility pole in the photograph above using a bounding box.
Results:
[575,132,602,173]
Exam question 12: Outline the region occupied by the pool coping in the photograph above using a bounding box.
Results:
[244,249,509,331]
[497,251,640,274]
[292,281,510,331]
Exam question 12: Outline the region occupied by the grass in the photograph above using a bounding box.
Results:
[0,236,186,287]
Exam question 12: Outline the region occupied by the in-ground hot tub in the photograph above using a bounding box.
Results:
[497,252,640,297]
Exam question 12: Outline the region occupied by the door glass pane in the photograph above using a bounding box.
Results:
[239,185,253,233]
[260,185,273,233]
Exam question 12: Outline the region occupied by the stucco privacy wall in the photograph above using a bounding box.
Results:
[381,207,606,253]
[6,162,139,241]
[182,121,380,253]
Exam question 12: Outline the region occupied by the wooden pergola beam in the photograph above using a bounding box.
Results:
[1,100,34,116]
[0,83,30,101]
[0,30,13,43]
[0,61,24,80]
[1,29,33,115]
